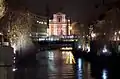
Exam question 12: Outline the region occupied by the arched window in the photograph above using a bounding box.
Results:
[57,16,62,22]
[58,18,61,22]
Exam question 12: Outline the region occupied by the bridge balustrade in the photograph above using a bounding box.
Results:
[30,35,81,42]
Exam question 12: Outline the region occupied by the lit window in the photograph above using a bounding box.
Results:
[41,22,43,24]
[37,21,39,23]
[29,34,32,36]
[115,32,117,35]
[49,20,51,22]
[44,22,47,25]
[68,19,70,22]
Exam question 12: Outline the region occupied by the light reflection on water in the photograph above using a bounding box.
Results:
[36,49,94,79]
[15,49,110,79]
[77,58,83,79]
[47,50,75,79]
[102,69,108,79]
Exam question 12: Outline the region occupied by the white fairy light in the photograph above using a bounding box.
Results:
[0,0,5,19]
[8,11,33,52]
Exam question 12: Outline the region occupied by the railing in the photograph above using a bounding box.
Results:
[30,35,81,42]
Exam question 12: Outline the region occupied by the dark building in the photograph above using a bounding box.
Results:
[30,13,48,38]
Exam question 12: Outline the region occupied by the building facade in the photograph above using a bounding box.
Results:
[48,12,71,36]
[30,13,48,38]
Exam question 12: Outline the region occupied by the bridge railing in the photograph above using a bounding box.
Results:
[30,35,81,42]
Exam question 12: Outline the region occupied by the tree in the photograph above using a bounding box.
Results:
[0,0,5,19]
[8,11,33,52]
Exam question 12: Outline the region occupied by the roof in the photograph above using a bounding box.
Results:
[54,12,65,15]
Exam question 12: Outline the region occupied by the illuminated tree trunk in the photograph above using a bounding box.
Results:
[8,11,33,54]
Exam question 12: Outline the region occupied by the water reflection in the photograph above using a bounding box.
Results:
[102,69,108,79]
[36,49,94,79]
[48,51,54,60]
[77,58,83,79]
[90,61,109,79]
[37,50,76,79]
[62,51,76,64]
[76,58,92,79]
[15,48,118,79]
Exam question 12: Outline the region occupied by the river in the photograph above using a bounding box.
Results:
[14,48,120,79]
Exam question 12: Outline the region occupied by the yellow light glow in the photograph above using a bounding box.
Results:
[65,51,76,64]
[44,22,47,25]
[69,26,72,30]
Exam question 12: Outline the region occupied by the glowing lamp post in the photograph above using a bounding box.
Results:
[69,26,72,35]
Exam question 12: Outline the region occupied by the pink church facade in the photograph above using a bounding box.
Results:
[48,12,71,36]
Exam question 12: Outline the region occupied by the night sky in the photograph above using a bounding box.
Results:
[25,0,118,23]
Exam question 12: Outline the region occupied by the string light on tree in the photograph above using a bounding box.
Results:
[0,0,5,19]
[8,12,33,52]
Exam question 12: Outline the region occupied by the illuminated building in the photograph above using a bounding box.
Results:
[30,13,48,38]
[48,12,71,36]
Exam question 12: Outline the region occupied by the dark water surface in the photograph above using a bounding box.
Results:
[36,50,93,79]
[15,49,120,79]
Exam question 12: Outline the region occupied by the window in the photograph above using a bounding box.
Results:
[58,18,61,22]
[57,16,62,22]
